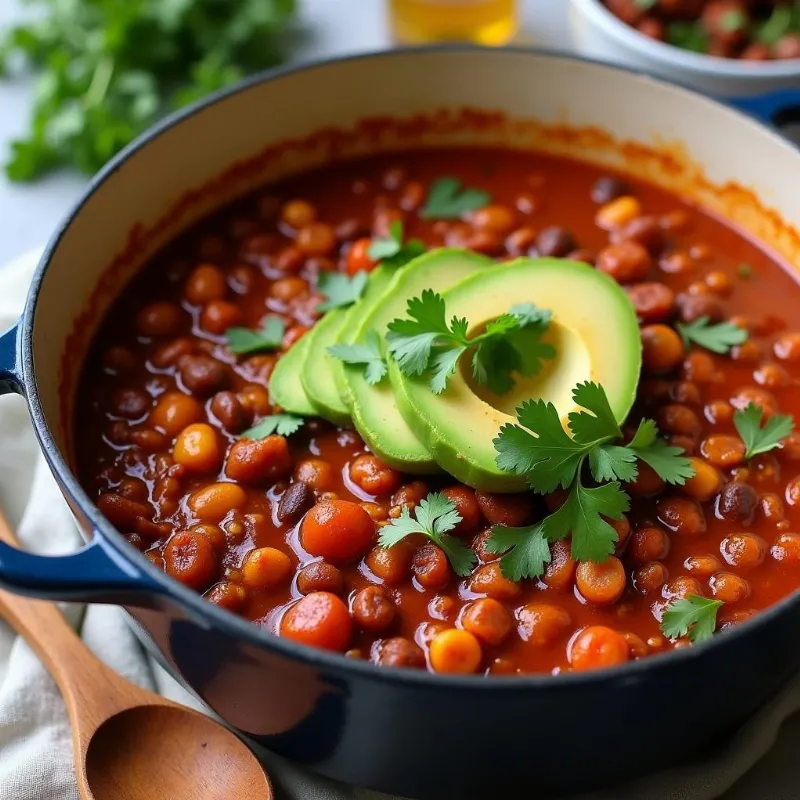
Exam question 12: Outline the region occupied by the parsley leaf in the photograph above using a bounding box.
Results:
[367,220,426,269]
[317,271,368,313]
[328,329,387,386]
[243,414,303,439]
[661,595,723,644]
[378,492,477,576]
[733,403,795,460]
[486,523,551,582]
[226,317,284,354]
[387,290,555,395]
[676,316,748,354]
[419,177,491,220]
[542,480,629,563]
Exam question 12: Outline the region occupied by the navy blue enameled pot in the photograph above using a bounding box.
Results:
[1,48,800,799]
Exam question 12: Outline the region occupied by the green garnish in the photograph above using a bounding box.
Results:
[660,595,723,644]
[634,0,657,9]
[317,271,368,313]
[328,330,388,386]
[733,402,795,461]
[756,4,793,45]
[243,414,304,439]
[226,317,284,354]
[0,0,296,181]
[667,21,710,53]
[386,290,554,395]
[489,382,694,576]
[720,9,747,33]
[367,220,426,269]
[737,263,753,279]
[676,316,748,354]
[378,492,477,577]
[419,177,491,220]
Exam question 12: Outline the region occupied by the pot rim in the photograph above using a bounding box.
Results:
[22,43,800,690]
[572,0,800,79]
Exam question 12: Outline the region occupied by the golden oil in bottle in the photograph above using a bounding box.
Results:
[388,0,518,46]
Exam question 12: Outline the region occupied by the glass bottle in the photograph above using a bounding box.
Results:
[388,0,518,46]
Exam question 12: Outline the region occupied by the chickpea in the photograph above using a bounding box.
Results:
[720,533,766,570]
[173,423,223,474]
[242,547,293,590]
[626,463,665,497]
[710,572,750,604]
[204,581,247,612]
[542,539,576,591]
[441,486,483,536]
[294,459,335,492]
[641,325,684,374]
[771,532,800,564]
[657,497,706,537]
[429,629,482,674]
[774,332,800,362]
[226,435,292,484]
[627,525,670,565]
[391,481,429,510]
[632,562,668,594]
[732,341,761,363]
[376,637,425,669]
[663,575,704,601]
[754,363,789,390]
[704,271,732,295]
[658,404,701,438]
[352,586,396,632]
[460,598,512,646]
[470,562,521,601]
[730,387,779,418]
[576,557,626,605]
[700,435,746,468]
[704,400,733,426]
[682,458,722,502]
[660,209,690,233]
[349,454,402,496]
[760,493,785,525]
[475,492,533,527]
[516,603,572,645]
[681,351,719,384]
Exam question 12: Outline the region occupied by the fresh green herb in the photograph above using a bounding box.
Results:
[386,290,554,395]
[226,317,284,354]
[676,316,748,354]
[317,271,368,313]
[490,382,694,576]
[737,263,753,279]
[756,4,793,44]
[660,595,723,644]
[667,21,710,53]
[634,0,657,9]
[243,414,304,439]
[328,330,388,386]
[0,0,297,181]
[720,9,747,33]
[378,492,477,577]
[367,220,426,269]
[419,177,491,220]
[733,402,795,461]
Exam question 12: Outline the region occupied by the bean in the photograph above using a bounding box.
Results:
[441,486,482,536]
[720,533,766,569]
[682,458,722,502]
[164,530,218,591]
[188,482,247,522]
[591,176,630,204]
[542,539,576,590]
[276,481,313,524]
[475,491,534,527]
[178,355,229,397]
[701,435,746,468]
[97,493,151,530]
[469,562,521,600]
[576,557,626,605]
[516,603,571,645]
[429,629,482,674]
[535,226,575,257]
[461,598,512,646]
[710,572,750,603]
[595,196,641,229]
[365,542,414,585]
[136,302,183,338]
[349,454,402,496]
[413,544,451,590]
[226,435,292,484]
[296,561,343,595]
[185,264,226,305]
[210,391,247,433]
[376,637,425,669]
[352,586,396,632]
[294,459,335,491]
[596,241,652,283]
[657,497,706,537]
[628,284,675,323]
[771,532,800,563]
[569,626,629,671]
[716,483,758,525]
[632,562,668,594]
[242,547,293,590]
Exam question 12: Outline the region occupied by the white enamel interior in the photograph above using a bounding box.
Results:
[29,49,800,462]
[569,0,800,96]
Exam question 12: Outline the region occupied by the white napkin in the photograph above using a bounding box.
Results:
[0,248,799,800]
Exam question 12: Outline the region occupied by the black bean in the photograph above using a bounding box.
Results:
[277,481,313,523]
[535,226,575,258]
[591,176,631,205]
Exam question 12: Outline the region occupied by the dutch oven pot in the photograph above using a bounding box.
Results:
[1,48,800,800]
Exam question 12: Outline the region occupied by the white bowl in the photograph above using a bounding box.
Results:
[568,0,800,98]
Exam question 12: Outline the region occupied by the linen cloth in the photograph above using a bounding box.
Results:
[0,249,799,800]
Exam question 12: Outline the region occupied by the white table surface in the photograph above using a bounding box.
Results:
[0,0,799,797]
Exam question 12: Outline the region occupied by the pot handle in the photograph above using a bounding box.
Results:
[0,323,164,603]
[727,89,800,130]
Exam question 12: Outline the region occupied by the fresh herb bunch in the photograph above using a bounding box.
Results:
[488,382,694,579]
[387,290,555,395]
[0,0,297,180]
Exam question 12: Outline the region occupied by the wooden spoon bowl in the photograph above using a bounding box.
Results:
[0,513,273,800]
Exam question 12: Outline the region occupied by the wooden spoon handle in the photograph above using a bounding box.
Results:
[0,512,137,732]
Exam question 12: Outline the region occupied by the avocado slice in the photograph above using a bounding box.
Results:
[345,248,491,473]
[299,265,398,425]
[390,257,642,492]
[268,332,316,417]
[300,309,351,425]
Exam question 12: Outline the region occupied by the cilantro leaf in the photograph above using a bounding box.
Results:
[386,290,452,376]
[317,271,368,313]
[430,346,467,395]
[226,317,285,354]
[676,317,748,354]
[627,418,657,449]
[243,413,303,439]
[733,403,795,460]
[378,492,476,576]
[420,177,491,219]
[630,437,695,485]
[569,381,622,444]
[328,329,387,386]
[589,445,639,483]
[486,523,552,582]
[660,595,723,644]
[367,220,426,269]
[542,480,629,563]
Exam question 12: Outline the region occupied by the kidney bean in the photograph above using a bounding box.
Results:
[277,481,313,524]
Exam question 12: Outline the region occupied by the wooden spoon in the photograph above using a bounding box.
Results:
[0,513,273,800]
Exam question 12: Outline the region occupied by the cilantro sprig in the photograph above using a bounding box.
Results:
[378,492,477,577]
[328,330,388,386]
[386,290,555,395]
[419,177,491,220]
[489,382,694,577]
[243,414,303,439]
[660,595,723,644]
[733,403,794,461]
[317,271,368,313]
[367,220,426,269]
[676,317,748,354]
[226,317,284,354]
